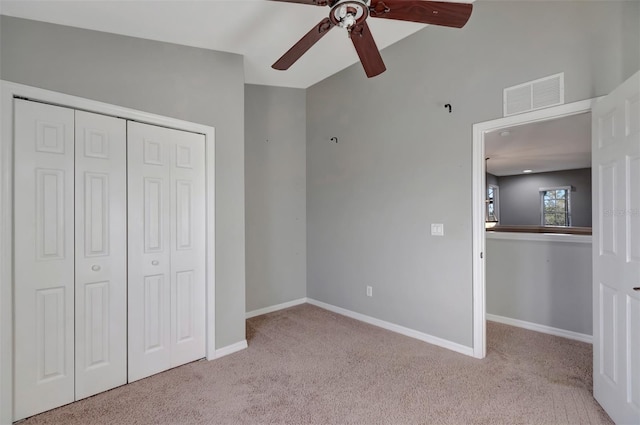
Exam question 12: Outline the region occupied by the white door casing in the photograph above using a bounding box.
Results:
[592,71,640,425]
[74,111,127,400]
[127,121,206,382]
[13,100,76,421]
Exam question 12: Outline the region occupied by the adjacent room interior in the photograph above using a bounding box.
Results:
[0,0,638,423]
[484,112,594,343]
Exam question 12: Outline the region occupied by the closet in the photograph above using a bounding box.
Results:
[12,99,205,421]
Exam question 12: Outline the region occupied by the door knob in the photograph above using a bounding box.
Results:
[634,287,640,291]
[91,265,101,272]
[151,260,159,266]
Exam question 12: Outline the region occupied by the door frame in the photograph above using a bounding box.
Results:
[0,81,217,423]
[471,97,598,359]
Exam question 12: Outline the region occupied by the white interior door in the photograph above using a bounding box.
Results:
[127,121,205,382]
[592,71,640,424]
[74,111,127,399]
[127,121,172,381]
[13,100,75,421]
[168,125,206,367]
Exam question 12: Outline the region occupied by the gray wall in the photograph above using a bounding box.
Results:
[245,85,307,312]
[486,237,592,335]
[307,1,637,347]
[622,0,640,81]
[497,168,592,227]
[0,16,246,349]
[486,173,499,187]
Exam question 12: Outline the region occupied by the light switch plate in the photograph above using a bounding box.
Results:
[431,223,444,236]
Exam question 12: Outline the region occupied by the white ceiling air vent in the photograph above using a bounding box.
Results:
[503,73,565,117]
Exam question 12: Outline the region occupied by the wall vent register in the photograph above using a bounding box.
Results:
[503,73,565,117]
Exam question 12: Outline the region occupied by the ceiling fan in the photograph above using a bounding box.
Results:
[271,0,473,78]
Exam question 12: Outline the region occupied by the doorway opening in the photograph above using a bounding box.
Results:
[471,98,597,359]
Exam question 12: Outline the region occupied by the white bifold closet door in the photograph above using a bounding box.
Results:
[127,121,206,382]
[13,100,127,421]
[74,110,127,399]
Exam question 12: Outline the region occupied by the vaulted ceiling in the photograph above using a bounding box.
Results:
[2,0,594,176]
[1,0,474,88]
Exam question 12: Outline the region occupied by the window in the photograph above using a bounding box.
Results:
[486,184,499,223]
[540,186,571,226]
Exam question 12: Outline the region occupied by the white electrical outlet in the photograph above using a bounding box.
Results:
[366,286,373,297]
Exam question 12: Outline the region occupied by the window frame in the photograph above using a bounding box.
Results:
[486,184,499,223]
[540,185,572,227]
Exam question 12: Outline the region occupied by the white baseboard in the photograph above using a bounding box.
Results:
[306,298,474,357]
[486,313,592,344]
[214,340,248,359]
[246,297,308,319]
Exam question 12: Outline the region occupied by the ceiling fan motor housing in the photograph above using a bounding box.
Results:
[329,0,371,29]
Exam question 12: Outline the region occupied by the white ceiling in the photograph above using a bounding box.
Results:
[485,112,592,177]
[0,0,474,88]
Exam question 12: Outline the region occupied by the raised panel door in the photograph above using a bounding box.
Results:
[170,133,206,367]
[593,71,640,424]
[127,122,205,381]
[127,122,172,382]
[74,111,127,399]
[13,99,75,421]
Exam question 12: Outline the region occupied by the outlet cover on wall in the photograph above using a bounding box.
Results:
[366,286,372,297]
[431,223,444,236]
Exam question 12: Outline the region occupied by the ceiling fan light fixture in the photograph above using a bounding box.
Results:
[271,0,472,77]
[330,0,369,28]
[341,13,356,29]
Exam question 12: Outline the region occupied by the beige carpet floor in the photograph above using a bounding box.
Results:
[20,303,613,425]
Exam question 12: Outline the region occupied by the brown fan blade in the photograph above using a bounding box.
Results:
[268,0,329,6]
[350,21,386,78]
[369,0,472,28]
[272,18,335,70]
